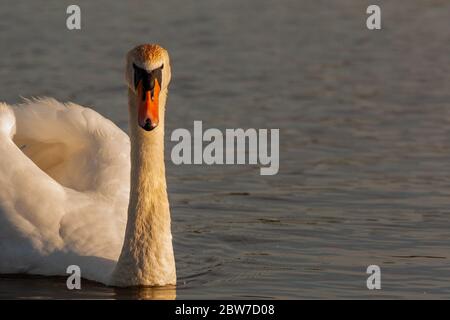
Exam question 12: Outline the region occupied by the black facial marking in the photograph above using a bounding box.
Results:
[133,63,163,100]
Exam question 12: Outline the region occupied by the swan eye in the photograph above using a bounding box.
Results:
[133,63,146,90]
[153,67,163,90]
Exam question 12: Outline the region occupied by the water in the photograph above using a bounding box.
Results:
[1,0,450,299]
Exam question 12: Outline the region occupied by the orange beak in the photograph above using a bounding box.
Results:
[137,78,160,131]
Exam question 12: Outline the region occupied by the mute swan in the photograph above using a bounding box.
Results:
[0,44,176,287]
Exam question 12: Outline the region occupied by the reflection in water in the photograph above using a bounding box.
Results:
[113,286,177,300]
[0,275,176,300]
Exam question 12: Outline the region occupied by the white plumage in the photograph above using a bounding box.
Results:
[0,44,177,287]
[0,98,130,284]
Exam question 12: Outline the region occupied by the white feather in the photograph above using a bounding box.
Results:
[0,98,130,284]
[0,44,176,287]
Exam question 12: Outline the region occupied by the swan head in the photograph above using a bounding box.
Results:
[126,44,171,131]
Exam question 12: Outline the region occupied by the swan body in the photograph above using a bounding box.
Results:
[0,44,176,286]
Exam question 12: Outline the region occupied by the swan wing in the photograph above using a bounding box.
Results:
[0,99,130,282]
[12,98,131,197]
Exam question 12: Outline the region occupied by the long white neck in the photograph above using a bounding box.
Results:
[111,88,176,287]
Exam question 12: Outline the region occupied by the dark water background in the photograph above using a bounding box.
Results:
[1,0,450,299]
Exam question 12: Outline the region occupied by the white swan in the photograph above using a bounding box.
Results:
[0,44,176,287]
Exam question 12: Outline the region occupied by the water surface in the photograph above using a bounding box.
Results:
[1,0,450,299]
